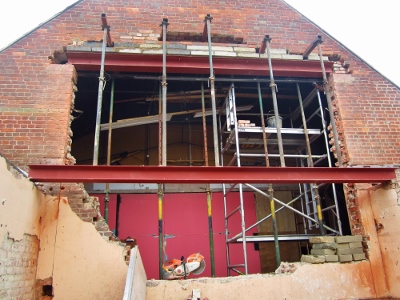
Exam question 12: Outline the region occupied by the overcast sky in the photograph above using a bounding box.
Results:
[1,0,399,86]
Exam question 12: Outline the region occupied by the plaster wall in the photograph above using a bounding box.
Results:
[0,156,129,299]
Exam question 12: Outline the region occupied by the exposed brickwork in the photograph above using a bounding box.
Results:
[0,0,399,243]
[0,233,39,299]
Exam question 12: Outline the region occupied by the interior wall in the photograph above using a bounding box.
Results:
[96,191,260,279]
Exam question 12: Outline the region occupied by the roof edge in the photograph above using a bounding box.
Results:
[0,0,83,53]
[282,0,400,90]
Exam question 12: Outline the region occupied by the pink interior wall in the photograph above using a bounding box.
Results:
[96,191,260,279]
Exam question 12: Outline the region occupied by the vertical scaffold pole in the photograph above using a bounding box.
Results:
[265,35,285,167]
[93,14,110,166]
[296,83,324,235]
[104,79,115,224]
[258,82,281,267]
[316,35,343,167]
[204,14,220,166]
[201,83,216,277]
[158,18,169,280]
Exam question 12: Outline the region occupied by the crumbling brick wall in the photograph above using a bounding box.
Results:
[0,233,40,299]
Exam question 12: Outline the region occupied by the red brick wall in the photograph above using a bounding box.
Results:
[0,0,398,237]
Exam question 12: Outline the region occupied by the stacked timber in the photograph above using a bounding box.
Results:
[301,235,366,264]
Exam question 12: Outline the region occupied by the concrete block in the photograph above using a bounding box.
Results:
[118,49,141,54]
[281,54,303,60]
[139,44,162,49]
[353,253,366,261]
[312,242,338,250]
[212,46,234,52]
[214,51,237,57]
[143,50,163,54]
[167,44,186,49]
[167,49,191,55]
[337,243,350,250]
[309,236,335,244]
[92,47,116,53]
[335,235,362,244]
[190,51,209,56]
[114,42,139,48]
[237,53,260,58]
[349,242,363,248]
[301,255,325,264]
[234,47,256,53]
[187,45,209,51]
[325,255,339,262]
[337,248,364,255]
[339,254,353,263]
[66,45,92,52]
[311,248,336,255]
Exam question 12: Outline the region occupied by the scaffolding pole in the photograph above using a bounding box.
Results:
[204,14,220,166]
[201,83,216,277]
[93,14,110,166]
[296,83,324,235]
[316,35,343,167]
[257,82,281,267]
[265,35,285,167]
[104,79,115,224]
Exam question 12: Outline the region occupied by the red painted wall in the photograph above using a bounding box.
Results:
[96,192,260,279]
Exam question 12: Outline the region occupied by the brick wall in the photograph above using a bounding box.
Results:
[0,0,399,239]
[0,233,40,299]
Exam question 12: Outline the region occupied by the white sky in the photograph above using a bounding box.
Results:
[1,0,399,86]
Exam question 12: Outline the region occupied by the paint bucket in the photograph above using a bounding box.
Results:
[266,116,282,128]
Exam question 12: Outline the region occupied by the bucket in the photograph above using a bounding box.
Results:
[266,116,282,128]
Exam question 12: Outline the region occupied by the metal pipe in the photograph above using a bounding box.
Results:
[158,184,164,279]
[297,83,324,235]
[161,18,169,166]
[258,82,280,267]
[201,82,215,277]
[317,37,343,167]
[204,14,220,166]
[317,91,343,235]
[93,21,109,166]
[104,79,115,223]
[265,35,285,167]
[158,84,162,166]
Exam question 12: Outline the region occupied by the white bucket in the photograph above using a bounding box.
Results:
[266,116,282,128]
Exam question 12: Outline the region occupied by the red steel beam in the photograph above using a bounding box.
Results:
[28,165,396,184]
[66,52,332,77]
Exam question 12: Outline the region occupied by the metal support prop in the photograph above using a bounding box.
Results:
[104,79,115,223]
[265,35,285,167]
[296,83,324,235]
[201,83,216,277]
[93,15,110,166]
[257,83,280,266]
[159,18,169,280]
[316,36,343,167]
[204,14,220,166]
[160,18,169,166]
[317,91,343,235]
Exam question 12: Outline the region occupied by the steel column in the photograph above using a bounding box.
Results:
[204,14,220,166]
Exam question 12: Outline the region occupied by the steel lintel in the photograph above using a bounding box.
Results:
[28,165,396,184]
[66,52,332,77]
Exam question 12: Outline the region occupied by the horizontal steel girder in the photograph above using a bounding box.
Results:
[66,52,333,77]
[28,165,396,184]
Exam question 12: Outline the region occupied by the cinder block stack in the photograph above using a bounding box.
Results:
[238,120,255,127]
[301,235,366,264]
